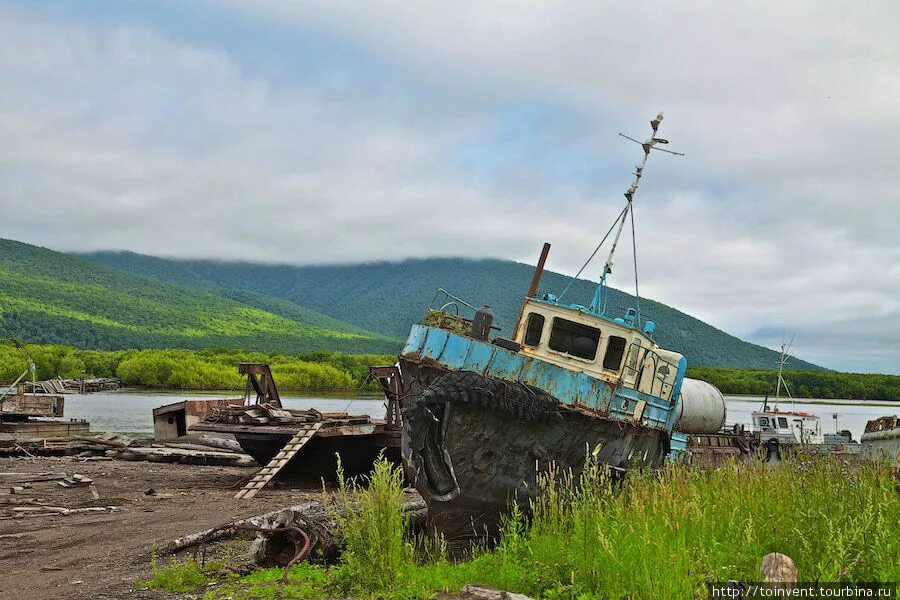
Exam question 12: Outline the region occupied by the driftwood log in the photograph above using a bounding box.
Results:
[106,447,256,467]
[168,498,427,568]
[461,585,533,600]
[156,442,237,453]
[72,435,134,448]
[195,435,243,452]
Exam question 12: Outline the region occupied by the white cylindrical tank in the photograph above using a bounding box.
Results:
[674,378,726,434]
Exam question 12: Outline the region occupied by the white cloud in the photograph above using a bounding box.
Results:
[0,2,898,373]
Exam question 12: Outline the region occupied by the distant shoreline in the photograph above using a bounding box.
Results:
[724,394,899,407]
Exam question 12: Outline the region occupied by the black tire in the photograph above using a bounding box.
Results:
[415,370,562,423]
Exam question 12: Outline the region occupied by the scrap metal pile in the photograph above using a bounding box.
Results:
[203,403,373,427]
[24,377,119,394]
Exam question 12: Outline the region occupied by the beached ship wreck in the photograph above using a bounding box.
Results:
[376,115,728,540]
[192,363,401,495]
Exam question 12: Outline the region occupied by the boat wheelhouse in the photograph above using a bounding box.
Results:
[752,408,824,445]
[512,297,683,403]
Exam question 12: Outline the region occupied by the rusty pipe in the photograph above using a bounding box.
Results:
[512,242,551,341]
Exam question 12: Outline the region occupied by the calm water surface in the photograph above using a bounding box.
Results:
[60,391,387,435]
[55,391,898,441]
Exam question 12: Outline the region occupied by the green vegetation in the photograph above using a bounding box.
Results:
[3,338,897,399]
[333,455,416,596]
[139,557,214,593]
[688,366,900,401]
[145,456,898,599]
[0,341,392,392]
[85,250,824,370]
[0,238,400,355]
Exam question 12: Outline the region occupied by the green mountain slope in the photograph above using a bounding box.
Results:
[0,239,399,354]
[85,251,823,370]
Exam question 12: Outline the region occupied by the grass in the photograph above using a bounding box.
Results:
[144,455,899,599]
[139,558,211,593]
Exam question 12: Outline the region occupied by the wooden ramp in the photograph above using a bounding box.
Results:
[234,422,322,499]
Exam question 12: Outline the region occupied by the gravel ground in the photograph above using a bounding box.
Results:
[0,455,325,599]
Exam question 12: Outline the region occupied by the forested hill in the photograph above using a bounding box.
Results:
[0,239,399,354]
[85,251,823,371]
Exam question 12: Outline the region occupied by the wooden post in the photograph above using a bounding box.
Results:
[511,243,551,341]
[760,552,797,587]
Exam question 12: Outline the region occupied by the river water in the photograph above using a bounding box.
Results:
[59,391,388,436]
[56,391,899,441]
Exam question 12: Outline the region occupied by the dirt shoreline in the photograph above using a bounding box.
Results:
[0,455,323,600]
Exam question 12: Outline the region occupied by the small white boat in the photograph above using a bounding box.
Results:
[751,338,824,445]
[751,408,824,445]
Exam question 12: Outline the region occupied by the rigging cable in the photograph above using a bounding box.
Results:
[557,205,627,302]
[630,201,641,328]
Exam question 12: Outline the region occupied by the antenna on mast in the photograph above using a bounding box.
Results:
[773,334,795,411]
[588,113,684,319]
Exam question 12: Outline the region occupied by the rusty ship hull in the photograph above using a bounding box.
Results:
[400,360,668,542]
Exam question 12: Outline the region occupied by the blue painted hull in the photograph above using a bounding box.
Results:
[398,323,676,542]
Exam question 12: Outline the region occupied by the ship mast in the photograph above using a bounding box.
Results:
[773,336,795,411]
[588,113,684,319]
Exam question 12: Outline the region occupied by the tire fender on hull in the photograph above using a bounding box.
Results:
[401,369,670,526]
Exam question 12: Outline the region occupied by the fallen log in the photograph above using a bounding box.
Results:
[0,473,67,484]
[167,502,320,553]
[196,435,242,453]
[251,498,427,567]
[0,505,118,520]
[159,442,239,454]
[167,498,427,569]
[461,585,533,600]
[72,435,133,448]
[107,447,256,467]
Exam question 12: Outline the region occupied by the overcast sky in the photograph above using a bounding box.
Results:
[1,2,898,373]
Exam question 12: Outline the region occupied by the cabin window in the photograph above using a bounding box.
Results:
[777,417,788,428]
[548,318,601,360]
[523,313,545,347]
[603,336,627,371]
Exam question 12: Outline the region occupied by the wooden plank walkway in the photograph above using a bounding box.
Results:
[234,422,322,499]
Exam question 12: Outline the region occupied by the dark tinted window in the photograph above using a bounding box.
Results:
[778,417,788,428]
[524,313,544,347]
[603,336,627,371]
[548,318,600,360]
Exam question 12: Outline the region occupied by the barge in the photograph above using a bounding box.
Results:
[190,363,401,484]
[1,362,91,439]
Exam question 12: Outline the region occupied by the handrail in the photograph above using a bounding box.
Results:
[429,288,478,314]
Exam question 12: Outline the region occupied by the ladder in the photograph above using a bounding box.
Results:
[234,422,322,499]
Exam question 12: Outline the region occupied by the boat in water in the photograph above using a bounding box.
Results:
[749,339,860,453]
[750,338,824,445]
[380,115,728,542]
